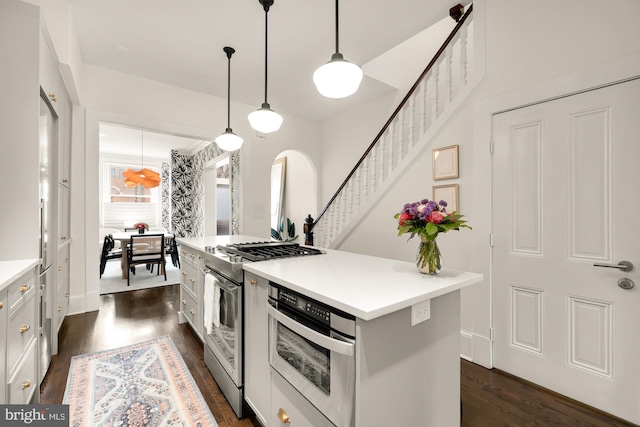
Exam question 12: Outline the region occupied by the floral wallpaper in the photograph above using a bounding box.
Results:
[161,161,171,232]
[170,144,240,238]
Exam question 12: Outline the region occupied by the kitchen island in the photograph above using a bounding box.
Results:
[177,237,482,426]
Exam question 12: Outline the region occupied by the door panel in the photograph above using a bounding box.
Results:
[492,78,640,424]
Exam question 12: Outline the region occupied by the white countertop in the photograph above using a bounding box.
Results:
[0,259,39,292]
[244,248,482,321]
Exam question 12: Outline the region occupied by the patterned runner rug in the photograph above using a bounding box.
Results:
[63,336,217,427]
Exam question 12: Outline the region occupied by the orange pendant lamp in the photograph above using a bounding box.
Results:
[122,130,161,188]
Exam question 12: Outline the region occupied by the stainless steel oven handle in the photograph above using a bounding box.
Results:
[201,268,238,293]
[267,303,354,357]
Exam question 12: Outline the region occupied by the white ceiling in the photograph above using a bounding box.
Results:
[74,0,469,156]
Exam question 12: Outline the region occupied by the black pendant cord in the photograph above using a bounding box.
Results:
[226,51,231,130]
[223,46,235,131]
[334,0,339,54]
[263,7,269,104]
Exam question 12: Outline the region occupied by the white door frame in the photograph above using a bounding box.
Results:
[469,52,640,368]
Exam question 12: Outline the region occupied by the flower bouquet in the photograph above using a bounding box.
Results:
[133,222,149,234]
[394,199,471,274]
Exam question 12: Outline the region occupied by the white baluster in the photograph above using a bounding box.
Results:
[388,121,395,175]
[446,43,453,104]
[370,142,378,194]
[362,156,369,201]
[432,62,440,121]
[409,92,416,147]
[460,23,468,87]
[422,76,429,135]
[347,178,354,220]
[355,164,361,212]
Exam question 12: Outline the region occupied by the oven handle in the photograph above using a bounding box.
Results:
[201,268,238,294]
[267,303,354,357]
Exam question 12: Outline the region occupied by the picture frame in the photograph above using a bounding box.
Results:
[432,144,459,180]
[433,184,459,213]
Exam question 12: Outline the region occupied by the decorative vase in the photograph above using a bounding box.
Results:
[417,236,441,274]
[138,228,144,234]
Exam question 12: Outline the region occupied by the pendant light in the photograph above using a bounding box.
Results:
[215,46,244,151]
[122,131,161,189]
[313,0,363,99]
[248,0,283,134]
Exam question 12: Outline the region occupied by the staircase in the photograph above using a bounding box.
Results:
[306,5,477,249]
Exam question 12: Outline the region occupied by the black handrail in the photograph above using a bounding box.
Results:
[306,4,473,243]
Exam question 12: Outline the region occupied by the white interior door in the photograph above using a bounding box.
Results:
[492,78,640,424]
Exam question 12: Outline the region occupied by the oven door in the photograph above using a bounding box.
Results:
[204,269,242,387]
[267,303,355,427]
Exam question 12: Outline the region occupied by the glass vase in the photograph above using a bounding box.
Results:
[417,236,441,274]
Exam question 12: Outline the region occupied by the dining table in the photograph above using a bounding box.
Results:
[111,232,174,280]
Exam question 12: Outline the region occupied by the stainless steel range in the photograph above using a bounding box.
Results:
[201,241,324,418]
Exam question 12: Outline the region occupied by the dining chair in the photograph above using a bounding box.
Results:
[99,234,122,278]
[126,233,166,286]
[165,236,180,269]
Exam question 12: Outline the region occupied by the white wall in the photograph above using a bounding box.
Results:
[322,0,640,365]
[74,64,321,312]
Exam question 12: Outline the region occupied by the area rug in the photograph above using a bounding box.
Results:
[100,260,181,295]
[63,336,217,427]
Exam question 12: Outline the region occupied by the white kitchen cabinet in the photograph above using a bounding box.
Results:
[38,30,61,116]
[54,243,70,336]
[179,246,203,340]
[0,262,39,404]
[270,370,334,427]
[0,288,7,403]
[244,272,269,426]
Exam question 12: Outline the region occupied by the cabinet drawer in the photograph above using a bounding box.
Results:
[8,339,38,404]
[56,244,70,287]
[180,260,199,295]
[180,286,198,330]
[7,269,36,312]
[180,247,201,266]
[271,370,334,427]
[55,280,69,332]
[7,292,36,374]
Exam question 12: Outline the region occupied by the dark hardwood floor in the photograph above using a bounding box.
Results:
[40,285,636,427]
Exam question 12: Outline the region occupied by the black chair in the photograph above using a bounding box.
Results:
[126,233,166,286]
[99,234,122,278]
[165,236,180,269]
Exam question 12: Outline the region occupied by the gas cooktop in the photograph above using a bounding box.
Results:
[215,241,324,262]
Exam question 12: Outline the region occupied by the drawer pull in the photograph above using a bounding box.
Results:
[58,266,63,271]
[20,325,30,333]
[22,380,31,390]
[182,272,187,276]
[20,285,29,293]
[190,309,195,315]
[198,255,203,259]
[277,408,291,424]
[182,250,186,255]
[65,293,69,298]
[65,258,69,263]
[190,254,195,258]
[182,300,187,305]
[49,93,57,102]
[62,178,69,184]
[250,279,258,286]
[0,302,3,309]
[58,306,63,312]
[190,277,196,283]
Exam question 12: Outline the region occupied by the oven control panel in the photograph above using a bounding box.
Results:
[278,289,331,325]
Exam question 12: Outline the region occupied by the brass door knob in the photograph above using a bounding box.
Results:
[63,178,69,184]
[190,278,195,283]
[182,300,187,305]
[49,93,57,102]
[0,302,3,309]
[20,285,29,292]
[182,272,187,276]
[277,408,290,424]
[65,293,69,298]
[58,266,63,271]
[190,309,195,315]
[250,279,258,286]
[65,258,69,263]
[20,325,30,333]
[198,255,202,259]
[22,380,31,390]
[58,306,63,312]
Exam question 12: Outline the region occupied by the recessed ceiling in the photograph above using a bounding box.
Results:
[68,0,470,124]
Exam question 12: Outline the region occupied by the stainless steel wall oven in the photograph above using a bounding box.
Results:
[267,282,356,427]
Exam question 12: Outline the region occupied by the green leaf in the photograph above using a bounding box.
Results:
[426,222,439,237]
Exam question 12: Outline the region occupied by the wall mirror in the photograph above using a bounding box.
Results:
[271,157,286,232]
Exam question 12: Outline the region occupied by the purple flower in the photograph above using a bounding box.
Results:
[439,200,448,207]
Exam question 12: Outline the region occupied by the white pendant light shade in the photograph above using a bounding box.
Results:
[313,53,363,99]
[248,103,283,134]
[215,129,244,151]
